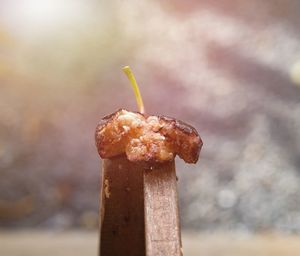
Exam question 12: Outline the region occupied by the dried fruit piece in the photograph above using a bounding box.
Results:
[95,109,202,163]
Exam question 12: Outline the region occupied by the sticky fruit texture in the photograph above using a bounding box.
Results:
[95,109,202,163]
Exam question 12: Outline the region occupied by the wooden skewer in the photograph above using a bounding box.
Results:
[99,155,145,256]
[99,156,182,256]
[144,161,182,256]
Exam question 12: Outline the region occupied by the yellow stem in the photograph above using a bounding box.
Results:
[122,66,145,114]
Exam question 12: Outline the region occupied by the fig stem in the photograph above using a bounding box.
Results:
[122,66,145,114]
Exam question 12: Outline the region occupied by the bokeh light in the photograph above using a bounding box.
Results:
[0,0,300,254]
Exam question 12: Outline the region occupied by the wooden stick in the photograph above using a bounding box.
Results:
[99,157,182,256]
[143,161,182,256]
[99,155,145,256]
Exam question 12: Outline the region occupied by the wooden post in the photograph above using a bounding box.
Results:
[144,161,182,256]
[99,156,182,256]
[99,155,145,256]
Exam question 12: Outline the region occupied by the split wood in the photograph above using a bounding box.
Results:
[99,155,182,256]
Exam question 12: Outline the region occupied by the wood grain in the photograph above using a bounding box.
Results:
[143,160,182,256]
[100,155,145,256]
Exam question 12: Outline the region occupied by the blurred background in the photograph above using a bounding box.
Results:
[0,0,300,255]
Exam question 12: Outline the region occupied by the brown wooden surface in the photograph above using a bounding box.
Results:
[100,155,145,256]
[143,160,182,256]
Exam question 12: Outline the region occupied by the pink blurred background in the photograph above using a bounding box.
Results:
[0,0,300,236]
